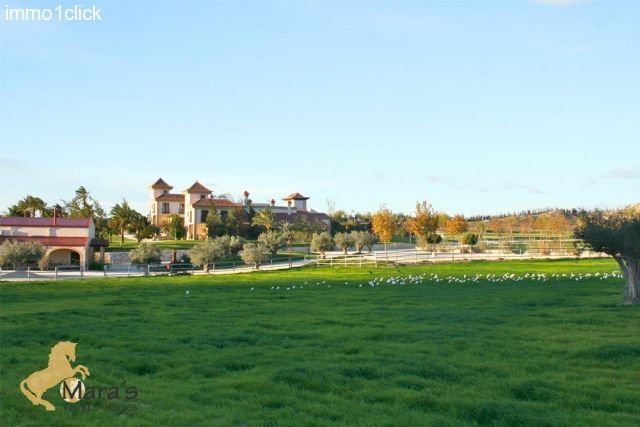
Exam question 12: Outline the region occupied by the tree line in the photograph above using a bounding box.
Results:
[2,190,639,305]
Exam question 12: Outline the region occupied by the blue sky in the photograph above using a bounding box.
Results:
[1,0,638,216]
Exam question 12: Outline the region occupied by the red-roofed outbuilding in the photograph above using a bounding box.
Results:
[0,216,107,269]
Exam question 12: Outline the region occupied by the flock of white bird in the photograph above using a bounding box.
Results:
[249,271,623,292]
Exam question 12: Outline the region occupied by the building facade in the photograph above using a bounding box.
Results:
[149,179,240,240]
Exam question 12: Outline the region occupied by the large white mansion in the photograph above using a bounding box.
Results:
[148,178,330,240]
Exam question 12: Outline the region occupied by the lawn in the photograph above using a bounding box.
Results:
[103,239,312,253]
[1,259,639,426]
[104,239,203,252]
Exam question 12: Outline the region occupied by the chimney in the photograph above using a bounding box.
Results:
[287,200,292,216]
[270,199,275,207]
[243,191,250,206]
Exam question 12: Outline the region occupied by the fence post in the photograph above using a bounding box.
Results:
[344,256,347,267]
[330,257,333,267]
[27,267,31,282]
[103,265,107,278]
[375,252,378,267]
[289,256,292,268]
[233,261,236,272]
[80,267,84,279]
[55,266,58,280]
[212,263,215,273]
[271,258,273,268]
[128,265,131,277]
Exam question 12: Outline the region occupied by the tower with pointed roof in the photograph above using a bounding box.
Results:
[182,181,213,239]
[283,192,310,211]
[148,178,188,230]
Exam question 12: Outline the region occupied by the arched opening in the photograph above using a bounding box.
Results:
[47,249,82,266]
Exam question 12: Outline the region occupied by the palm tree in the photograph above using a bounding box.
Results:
[75,186,90,206]
[129,212,156,243]
[251,208,277,231]
[15,196,48,217]
[65,186,96,218]
[110,199,133,244]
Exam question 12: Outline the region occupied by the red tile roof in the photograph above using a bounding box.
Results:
[192,198,238,207]
[0,217,92,228]
[156,194,185,202]
[150,178,173,190]
[0,236,90,247]
[283,192,309,200]
[184,181,212,194]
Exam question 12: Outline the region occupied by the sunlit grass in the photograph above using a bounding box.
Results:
[1,259,638,426]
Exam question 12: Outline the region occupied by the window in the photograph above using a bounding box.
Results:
[163,190,169,194]
[200,210,208,223]
[200,194,206,199]
[179,203,185,214]
[162,203,170,214]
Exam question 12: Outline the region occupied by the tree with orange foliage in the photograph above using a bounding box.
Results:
[404,201,440,250]
[446,214,468,248]
[372,208,397,253]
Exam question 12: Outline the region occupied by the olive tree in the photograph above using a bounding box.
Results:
[291,216,324,253]
[0,241,45,269]
[222,235,245,257]
[258,230,288,256]
[241,243,268,269]
[352,231,376,254]
[310,232,335,258]
[334,232,354,255]
[189,238,229,272]
[129,243,161,265]
[575,210,640,304]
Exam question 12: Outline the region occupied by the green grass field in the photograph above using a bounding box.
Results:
[104,239,312,253]
[104,238,202,252]
[1,259,639,426]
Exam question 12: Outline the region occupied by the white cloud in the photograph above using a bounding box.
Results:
[0,156,24,172]
[425,176,490,194]
[502,182,545,195]
[534,0,584,6]
[607,168,640,179]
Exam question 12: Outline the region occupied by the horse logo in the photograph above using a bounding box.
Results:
[20,341,90,411]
